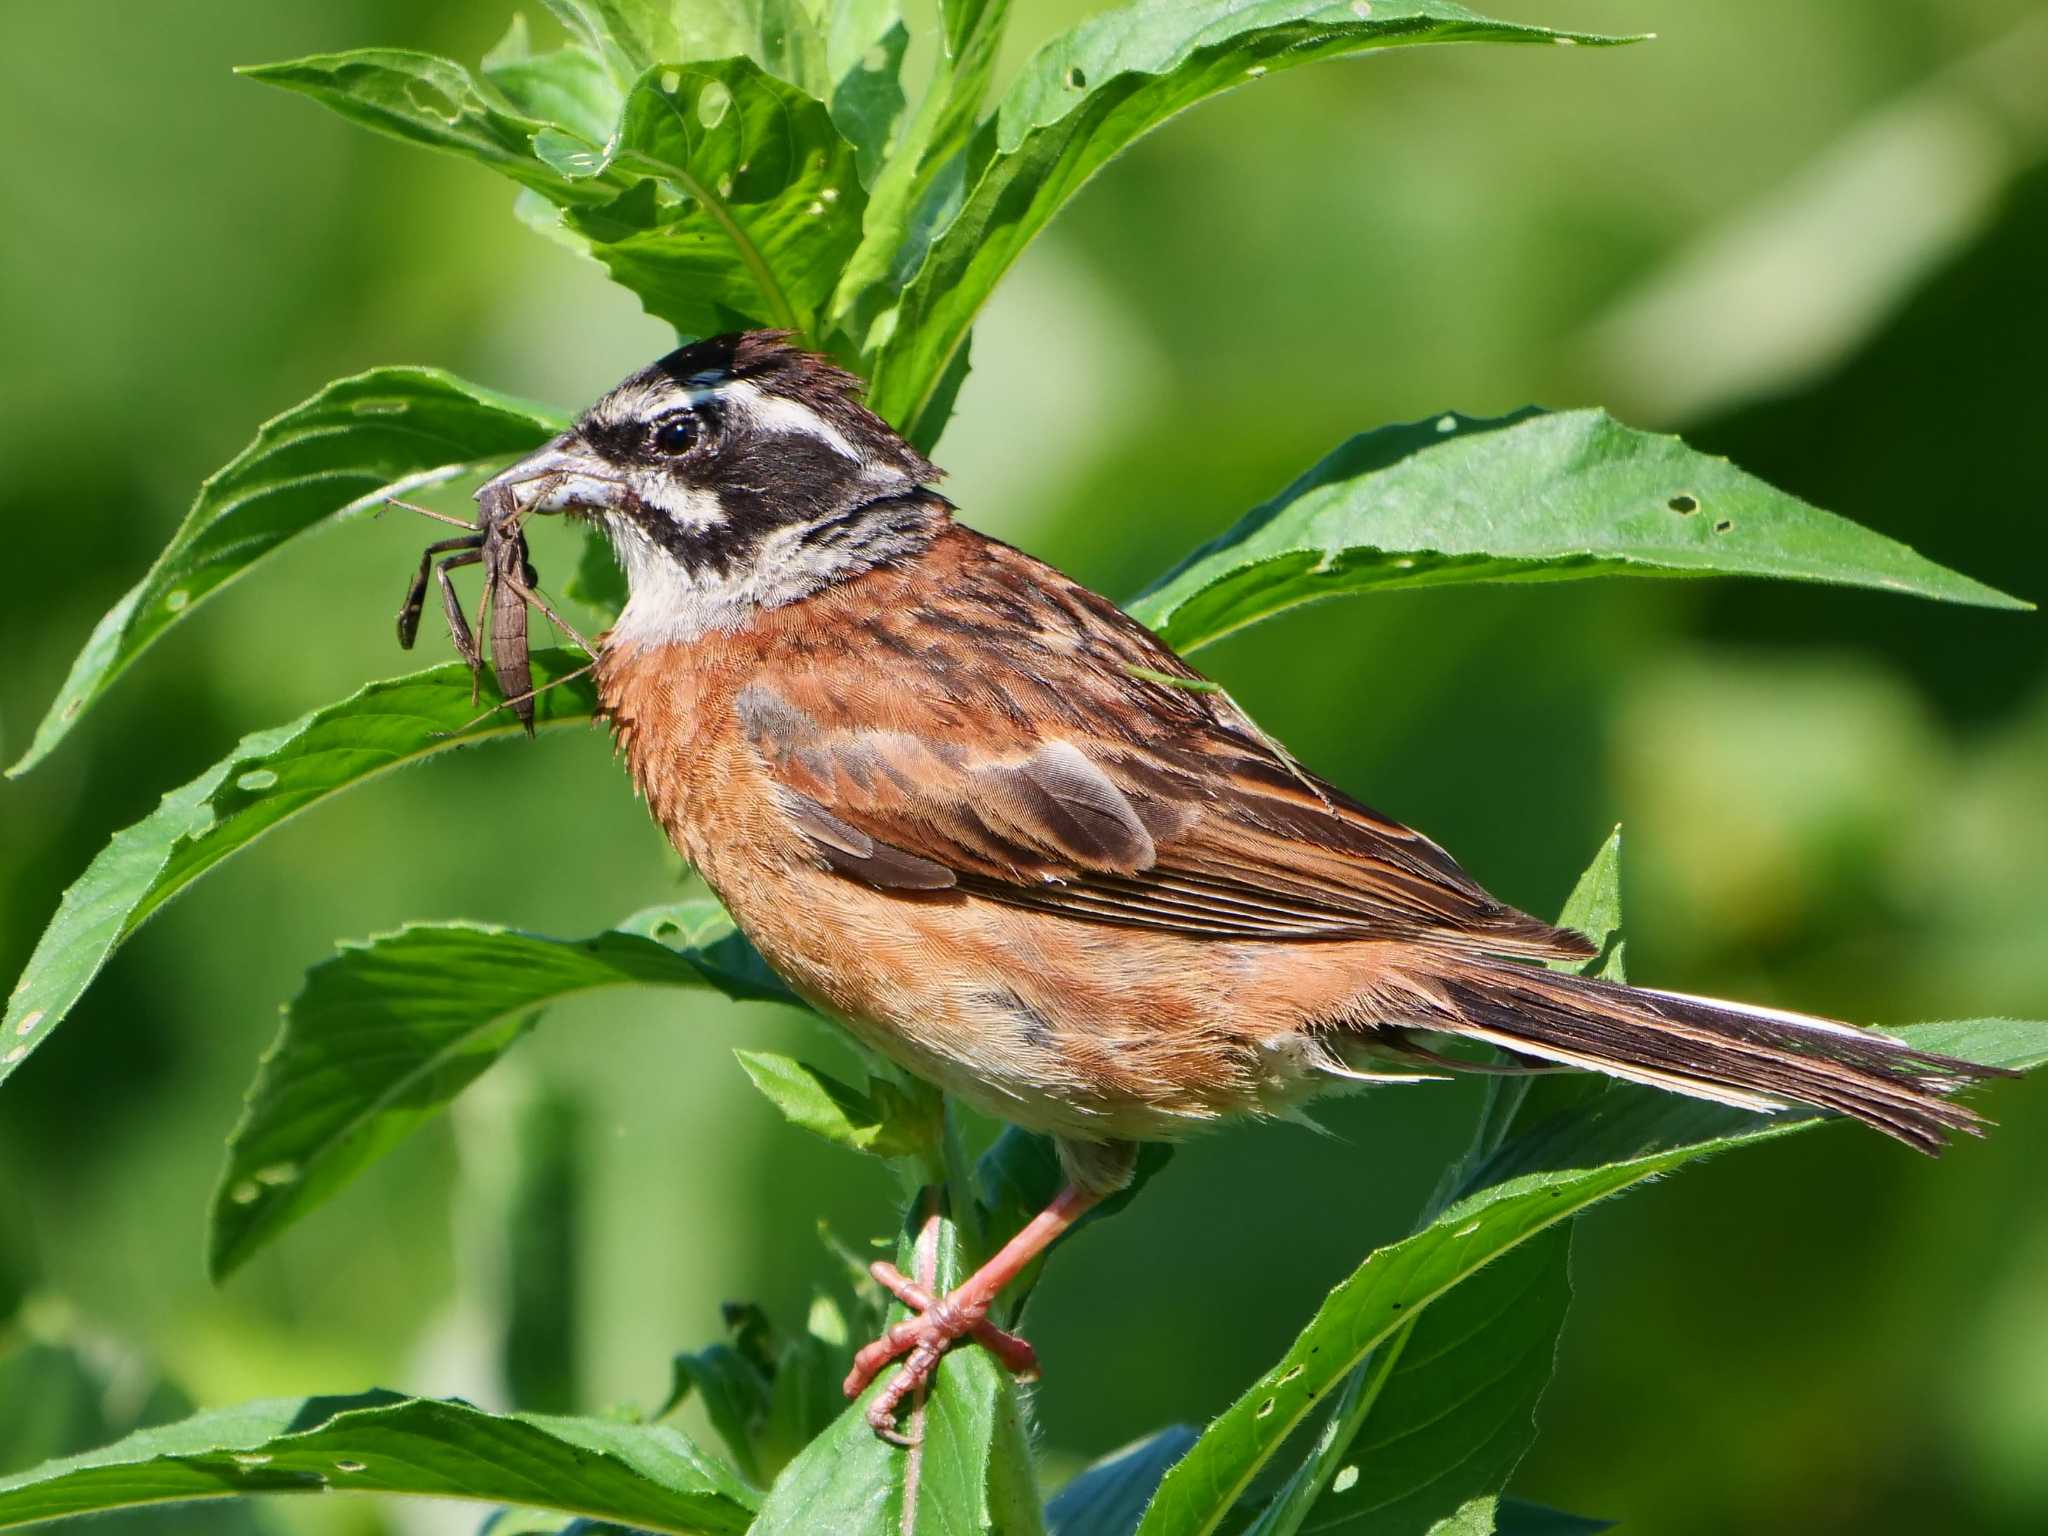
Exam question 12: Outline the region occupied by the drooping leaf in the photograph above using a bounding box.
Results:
[209,899,798,1278]
[8,371,563,776]
[239,52,618,203]
[1047,1427,1197,1536]
[557,60,868,338]
[0,1391,756,1534]
[864,1,1634,439]
[1129,409,2025,653]
[0,656,598,1097]
[1133,1017,2047,1536]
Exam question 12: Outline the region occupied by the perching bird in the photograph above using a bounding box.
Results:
[473,331,2005,1439]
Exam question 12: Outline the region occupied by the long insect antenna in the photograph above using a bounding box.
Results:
[381,494,480,531]
[440,659,599,737]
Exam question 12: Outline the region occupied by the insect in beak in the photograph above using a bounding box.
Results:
[472,432,625,521]
[390,469,598,735]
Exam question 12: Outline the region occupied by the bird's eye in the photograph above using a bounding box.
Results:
[650,414,698,455]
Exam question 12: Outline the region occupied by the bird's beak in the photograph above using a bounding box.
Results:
[475,431,624,519]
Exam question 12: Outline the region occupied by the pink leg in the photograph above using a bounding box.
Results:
[845,1183,1101,1442]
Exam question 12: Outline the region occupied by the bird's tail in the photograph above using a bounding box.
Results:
[1394,960,2011,1154]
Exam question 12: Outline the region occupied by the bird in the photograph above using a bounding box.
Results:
[473,330,2008,1440]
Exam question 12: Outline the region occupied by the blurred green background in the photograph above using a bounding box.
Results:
[3,2,2046,1532]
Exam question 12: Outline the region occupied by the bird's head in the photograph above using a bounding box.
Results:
[479,331,944,649]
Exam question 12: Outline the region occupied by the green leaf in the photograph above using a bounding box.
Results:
[749,1198,1037,1536]
[668,1331,774,1487]
[1247,1229,1572,1536]
[1132,1019,2047,1536]
[1047,1427,1196,1536]
[482,21,624,144]
[757,0,831,100]
[825,0,909,185]
[826,0,1008,342]
[559,60,868,338]
[0,656,597,1099]
[0,1321,274,1533]
[1129,408,2026,654]
[1246,833,1620,1536]
[864,1,1634,439]
[543,0,761,84]
[209,899,798,1279]
[0,1391,756,1534]
[8,370,563,776]
[240,51,617,204]
[734,1050,934,1161]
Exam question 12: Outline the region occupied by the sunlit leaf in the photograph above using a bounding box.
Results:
[1131,1019,2047,1536]
[482,19,623,143]
[209,899,794,1279]
[825,0,909,185]
[749,1197,1033,1536]
[864,1,1633,439]
[0,1391,756,1534]
[239,51,616,203]
[558,60,867,338]
[542,0,761,84]
[1245,834,1620,1536]
[0,656,598,1096]
[734,1050,935,1161]
[1129,409,2026,653]
[7,371,563,776]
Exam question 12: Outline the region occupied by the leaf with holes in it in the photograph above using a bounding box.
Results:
[210,900,799,1279]
[1132,1017,2048,1536]
[239,51,620,204]
[1126,408,2025,654]
[0,1390,756,1534]
[1238,832,1621,1536]
[863,0,1635,440]
[553,59,867,339]
[0,656,598,1100]
[8,370,564,777]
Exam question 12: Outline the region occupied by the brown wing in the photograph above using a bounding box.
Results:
[738,528,1591,960]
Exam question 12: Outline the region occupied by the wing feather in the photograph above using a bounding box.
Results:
[730,533,1590,960]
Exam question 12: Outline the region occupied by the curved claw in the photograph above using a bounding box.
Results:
[845,1261,1043,1441]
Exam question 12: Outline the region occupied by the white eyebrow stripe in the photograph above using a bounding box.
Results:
[710,378,863,463]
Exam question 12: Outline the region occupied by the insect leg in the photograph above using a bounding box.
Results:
[434,547,486,690]
[398,534,484,648]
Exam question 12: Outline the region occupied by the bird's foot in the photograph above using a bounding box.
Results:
[844,1261,1040,1444]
